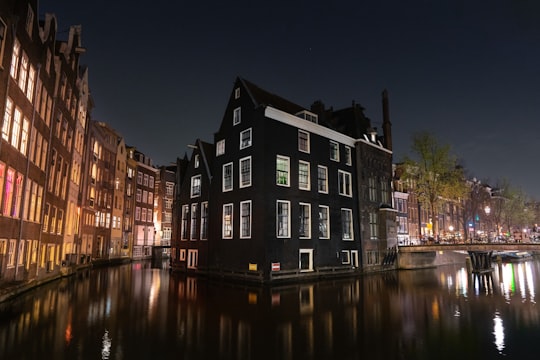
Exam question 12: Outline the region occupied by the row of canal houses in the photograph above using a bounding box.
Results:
[0,0,177,285]
[1,0,400,286]
[171,77,396,282]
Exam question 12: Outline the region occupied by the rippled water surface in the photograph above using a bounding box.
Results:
[1,258,540,359]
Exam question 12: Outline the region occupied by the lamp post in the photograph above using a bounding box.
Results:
[449,225,454,243]
[484,205,491,242]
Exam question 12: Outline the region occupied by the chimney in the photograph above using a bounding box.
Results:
[382,89,392,151]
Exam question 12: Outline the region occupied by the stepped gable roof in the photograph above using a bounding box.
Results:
[239,77,305,115]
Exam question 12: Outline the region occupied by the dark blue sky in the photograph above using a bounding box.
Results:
[41,0,540,198]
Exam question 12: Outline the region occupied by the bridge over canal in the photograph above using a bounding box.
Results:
[396,243,540,272]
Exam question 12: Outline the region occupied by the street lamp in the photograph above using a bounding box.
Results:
[449,225,454,243]
[484,206,491,242]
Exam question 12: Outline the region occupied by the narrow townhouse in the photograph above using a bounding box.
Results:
[172,77,394,281]
[0,0,87,281]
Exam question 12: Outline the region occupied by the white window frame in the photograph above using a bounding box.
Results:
[276,155,290,187]
[240,200,252,239]
[240,128,252,149]
[190,203,198,240]
[298,160,310,191]
[338,170,352,197]
[200,201,208,240]
[317,165,328,194]
[181,205,189,240]
[341,250,351,264]
[318,205,330,239]
[222,162,233,192]
[341,208,353,240]
[299,203,311,239]
[234,87,240,99]
[216,139,225,156]
[190,175,201,198]
[222,203,233,239]
[344,146,352,166]
[329,140,339,162]
[299,249,313,272]
[298,130,310,153]
[276,200,290,238]
[233,107,241,125]
[239,156,251,188]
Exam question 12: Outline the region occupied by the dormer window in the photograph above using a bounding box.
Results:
[295,110,318,123]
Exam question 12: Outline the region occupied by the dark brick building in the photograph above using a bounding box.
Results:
[172,77,394,282]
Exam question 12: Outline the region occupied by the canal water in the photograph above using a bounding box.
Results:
[1,257,540,360]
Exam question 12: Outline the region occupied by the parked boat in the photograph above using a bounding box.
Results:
[492,251,533,262]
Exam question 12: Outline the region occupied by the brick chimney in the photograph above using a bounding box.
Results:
[382,89,392,151]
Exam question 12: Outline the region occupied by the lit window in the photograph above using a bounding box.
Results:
[10,39,20,79]
[216,139,225,156]
[276,155,290,186]
[223,203,233,238]
[2,97,13,141]
[200,202,208,240]
[298,130,310,153]
[222,163,233,192]
[298,161,310,190]
[276,200,290,238]
[341,208,353,240]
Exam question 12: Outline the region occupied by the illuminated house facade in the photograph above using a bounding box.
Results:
[0,0,90,282]
[172,77,394,282]
[131,150,158,259]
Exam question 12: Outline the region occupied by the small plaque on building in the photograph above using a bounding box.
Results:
[271,262,280,271]
[249,263,258,271]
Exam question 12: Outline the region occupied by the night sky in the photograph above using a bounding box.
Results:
[40,0,540,198]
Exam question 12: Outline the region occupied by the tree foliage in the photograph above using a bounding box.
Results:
[403,132,468,236]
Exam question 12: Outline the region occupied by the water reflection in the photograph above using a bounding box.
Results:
[1,259,540,359]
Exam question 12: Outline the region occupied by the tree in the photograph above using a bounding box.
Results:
[403,132,468,237]
[501,185,534,240]
[460,178,491,242]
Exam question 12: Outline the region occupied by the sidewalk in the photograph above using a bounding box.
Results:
[0,257,132,304]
